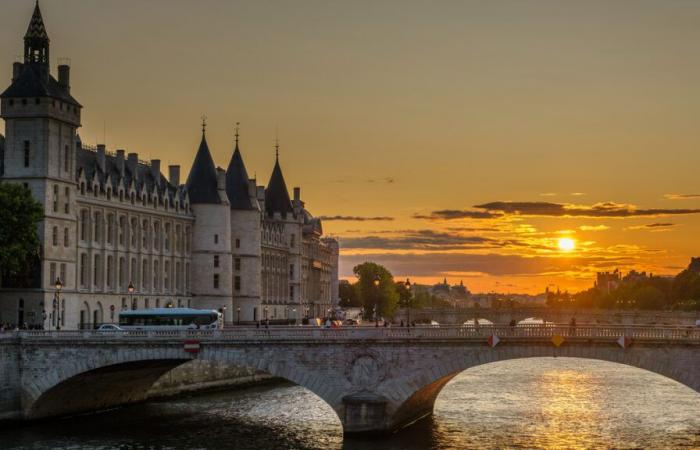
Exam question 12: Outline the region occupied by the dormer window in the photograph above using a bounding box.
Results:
[34,98,40,105]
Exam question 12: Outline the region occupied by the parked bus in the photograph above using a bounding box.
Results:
[118,308,222,330]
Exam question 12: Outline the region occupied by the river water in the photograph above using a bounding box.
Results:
[1,358,699,449]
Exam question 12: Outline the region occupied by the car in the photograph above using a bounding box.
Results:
[96,324,123,332]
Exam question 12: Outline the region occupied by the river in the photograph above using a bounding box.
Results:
[1,358,698,449]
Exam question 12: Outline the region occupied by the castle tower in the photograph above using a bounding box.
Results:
[186,125,233,319]
[0,2,82,328]
[225,127,261,323]
[263,146,303,321]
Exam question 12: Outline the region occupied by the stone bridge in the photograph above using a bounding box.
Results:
[0,325,699,435]
[396,307,700,326]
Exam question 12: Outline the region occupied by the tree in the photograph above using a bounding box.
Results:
[353,262,399,318]
[338,280,360,307]
[0,183,43,283]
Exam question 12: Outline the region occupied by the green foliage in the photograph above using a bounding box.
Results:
[0,183,43,279]
[338,280,361,307]
[353,262,399,317]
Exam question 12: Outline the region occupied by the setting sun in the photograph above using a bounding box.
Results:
[557,237,576,252]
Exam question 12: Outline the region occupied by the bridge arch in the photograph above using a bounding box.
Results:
[25,344,345,424]
[385,345,700,431]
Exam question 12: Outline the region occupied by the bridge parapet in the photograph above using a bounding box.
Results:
[9,324,700,343]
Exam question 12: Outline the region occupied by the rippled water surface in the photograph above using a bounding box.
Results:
[1,358,699,449]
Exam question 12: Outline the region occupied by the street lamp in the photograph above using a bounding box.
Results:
[373,275,380,327]
[54,277,62,330]
[128,281,135,310]
[237,307,241,325]
[405,278,412,329]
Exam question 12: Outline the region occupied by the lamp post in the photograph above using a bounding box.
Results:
[54,277,62,330]
[405,278,411,329]
[373,275,380,327]
[237,307,241,325]
[128,281,135,310]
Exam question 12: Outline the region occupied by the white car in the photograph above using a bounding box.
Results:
[96,324,123,332]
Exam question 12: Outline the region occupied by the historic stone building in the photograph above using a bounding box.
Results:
[0,4,339,328]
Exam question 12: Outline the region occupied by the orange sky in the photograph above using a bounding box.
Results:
[2,0,700,294]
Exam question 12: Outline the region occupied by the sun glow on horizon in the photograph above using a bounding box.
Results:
[557,237,576,252]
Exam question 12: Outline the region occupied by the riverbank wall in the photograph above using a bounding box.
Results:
[147,360,276,399]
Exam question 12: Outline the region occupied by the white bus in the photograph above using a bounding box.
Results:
[118,308,222,330]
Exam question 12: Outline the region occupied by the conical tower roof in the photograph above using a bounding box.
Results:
[225,138,254,210]
[25,2,49,41]
[186,131,221,204]
[265,157,293,217]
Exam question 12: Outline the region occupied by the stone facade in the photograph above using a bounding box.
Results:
[0,5,339,328]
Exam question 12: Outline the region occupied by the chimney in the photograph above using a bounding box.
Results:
[12,63,22,82]
[169,165,180,186]
[58,65,70,92]
[150,159,161,182]
[127,153,139,180]
[216,167,226,191]
[96,144,106,173]
[116,150,125,177]
[293,187,301,202]
[248,179,257,198]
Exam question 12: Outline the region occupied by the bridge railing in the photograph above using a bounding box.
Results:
[6,324,700,342]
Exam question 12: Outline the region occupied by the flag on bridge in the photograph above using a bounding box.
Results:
[551,334,565,347]
[617,335,632,349]
[488,334,500,348]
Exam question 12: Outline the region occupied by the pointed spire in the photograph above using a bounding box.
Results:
[24,1,49,65]
[226,123,254,210]
[186,121,221,204]
[265,140,293,217]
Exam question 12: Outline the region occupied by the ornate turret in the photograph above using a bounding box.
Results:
[186,122,221,204]
[24,1,50,66]
[264,143,293,217]
[225,125,254,210]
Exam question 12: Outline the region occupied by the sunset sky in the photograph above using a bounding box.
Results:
[3,0,700,293]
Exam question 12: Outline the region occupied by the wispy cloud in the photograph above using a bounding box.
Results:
[626,222,677,231]
[413,210,502,220]
[579,224,610,231]
[664,193,700,200]
[340,230,495,251]
[331,176,395,184]
[319,215,394,222]
[474,201,700,218]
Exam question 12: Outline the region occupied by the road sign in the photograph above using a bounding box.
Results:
[183,340,201,353]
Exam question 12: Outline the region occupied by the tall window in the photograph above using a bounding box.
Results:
[235,238,240,248]
[94,212,102,243]
[164,261,170,290]
[164,223,170,251]
[153,260,160,291]
[93,254,101,288]
[214,234,219,244]
[53,185,58,212]
[64,145,69,173]
[64,187,70,213]
[142,219,148,248]
[106,256,113,288]
[60,263,66,286]
[290,285,294,300]
[142,260,148,290]
[80,210,88,241]
[214,255,219,268]
[23,141,30,167]
[290,234,295,248]
[80,253,87,287]
[213,274,220,289]
[130,258,137,288]
[118,216,125,245]
[107,214,114,245]
[235,258,241,271]
[119,257,125,289]
[289,264,294,279]
[52,226,58,246]
[234,276,241,292]
[131,218,138,247]
[64,227,69,247]
[49,263,56,287]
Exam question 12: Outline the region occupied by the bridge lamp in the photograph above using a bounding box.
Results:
[54,278,62,331]
[373,275,381,327]
[237,307,241,325]
[405,279,412,329]
[128,282,135,310]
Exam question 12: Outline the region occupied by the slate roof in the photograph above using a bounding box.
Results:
[185,134,221,204]
[75,141,185,206]
[0,63,81,106]
[265,158,293,217]
[225,143,254,210]
[25,2,49,41]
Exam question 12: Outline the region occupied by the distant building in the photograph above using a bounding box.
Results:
[0,5,338,328]
[595,270,621,295]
